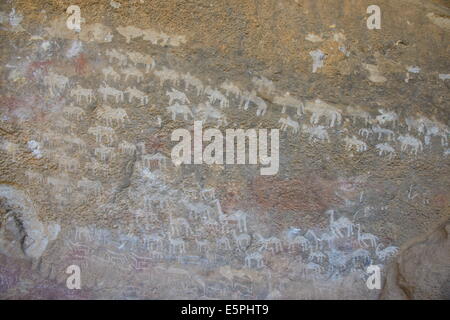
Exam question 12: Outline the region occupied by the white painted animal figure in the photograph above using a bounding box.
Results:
[63,105,85,120]
[397,135,423,155]
[167,102,193,121]
[118,141,136,155]
[168,236,185,255]
[372,125,395,141]
[98,83,124,103]
[351,248,371,264]
[358,128,372,139]
[195,238,209,252]
[302,125,330,142]
[126,51,155,72]
[116,25,143,43]
[245,251,264,268]
[70,85,94,104]
[142,153,167,169]
[141,28,160,44]
[25,170,44,184]
[182,72,204,96]
[169,213,192,236]
[318,231,336,249]
[94,145,115,162]
[122,66,144,82]
[156,32,170,46]
[309,251,327,264]
[288,235,310,251]
[357,224,378,248]
[232,230,251,250]
[304,229,321,250]
[238,90,268,116]
[256,233,283,253]
[249,95,268,117]
[141,28,163,45]
[273,93,304,116]
[63,135,86,151]
[125,87,148,105]
[142,29,169,46]
[376,244,398,261]
[142,233,164,251]
[102,66,121,82]
[52,117,73,134]
[85,158,108,175]
[44,71,69,96]
[154,67,180,86]
[376,143,396,159]
[166,88,190,105]
[240,90,257,110]
[376,109,398,127]
[88,126,116,144]
[75,226,92,242]
[105,48,127,66]
[77,177,102,195]
[96,105,129,126]
[56,154,79,172]
[183,200,212,219]
[168,34,187,47]
[216,203,247,233]
[327,249,352,274]
[216,236,231,250]
[344,136,368,152]
[207,88,229,108]
[201,188,215,201]
[220,80,241,97]
[310,49,326,73]
[279,116,300,134]
[327,210,355,238]
[405,116,427,135]
[305,99,342,128]
[303,262,322,276]
[423,122,449,147]
[196,101,228,126]
[46,175,71,192]
[346,105,371,125]
[40,131,61,148]
[103,249,128,266]
[252,76,276,94]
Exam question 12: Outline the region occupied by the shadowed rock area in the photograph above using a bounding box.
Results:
[381,218,450,299]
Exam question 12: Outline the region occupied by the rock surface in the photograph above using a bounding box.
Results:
[0,0,448,299]
[381,218,450,299]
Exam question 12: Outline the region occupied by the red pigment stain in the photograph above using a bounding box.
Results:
[432,193,449,208]
[26,60,53,80]
[146,132,169,154]
[73,54,89,75]
[249,175,342,214]
[0,95,24,112]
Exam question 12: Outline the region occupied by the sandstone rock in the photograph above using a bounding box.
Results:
[0,0,449,299]
[381,219,450,299]
[0,185,59,259]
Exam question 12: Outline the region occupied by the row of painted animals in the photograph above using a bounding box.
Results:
[47,56,448,151]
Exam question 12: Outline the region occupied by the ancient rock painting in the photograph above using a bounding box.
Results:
[0,1,449,300]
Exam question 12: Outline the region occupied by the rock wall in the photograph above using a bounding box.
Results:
[0,0,449,299]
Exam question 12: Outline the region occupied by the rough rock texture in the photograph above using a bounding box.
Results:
[381,218,450,300]
[0,0,449,299]
[0,185,60,259]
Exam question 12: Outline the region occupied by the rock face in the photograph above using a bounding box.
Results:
[0,185,60,259]
[0,0,449,299]
[381,219,450,300]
